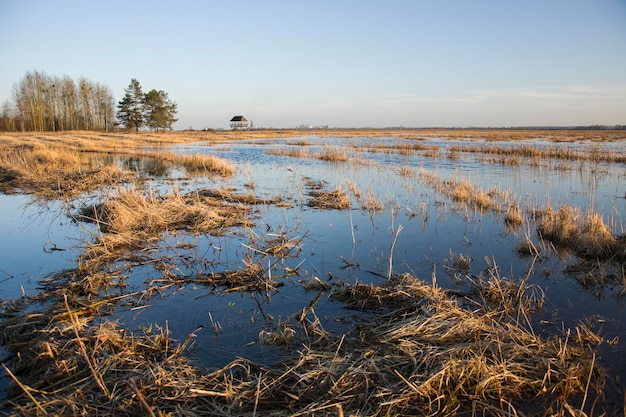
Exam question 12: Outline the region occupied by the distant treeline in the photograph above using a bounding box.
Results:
[368,125,626,131]
[0,70,114,132]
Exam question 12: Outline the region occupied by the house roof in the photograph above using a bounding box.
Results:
[230,115,247,122]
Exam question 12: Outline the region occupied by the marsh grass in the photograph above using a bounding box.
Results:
[0,143,135,197]
[316,147,348,162]
[449,142,626,164]
[266,147,311,158]
[367,141,439,156]
[0,311,200,416]
[0,273,604,416]
[155,151,235,176]
[467,257,545,318]
[362,186,385,211]
[1,129,623,415]
[565,261,626,290]
[197,187,286,206]
[440,176,500,211]
[445,250,472,273]
[538,205,623,260]
[308,188,350,209]
[0,132,236,197]
[181,257,275,292]
[504,203,524,227]
[76,187,253,274]
[398,165,414,177]
[6,130,621,198]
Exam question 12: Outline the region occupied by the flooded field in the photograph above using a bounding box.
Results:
[1,130,625,415]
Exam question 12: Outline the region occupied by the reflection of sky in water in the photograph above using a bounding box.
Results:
[0,195,82,299]
[176,136,625,229]
[1,136,625,381]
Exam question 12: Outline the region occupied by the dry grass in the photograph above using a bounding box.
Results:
[316,147,348,162]
[3,130,622,197]
[362,187,385,212]
[76,187,253,274]
[367,141,440,156]
[266,147,311,158]
[504,203,524,227]
[449,142,626,164]
[538,205,622,260]
[308,188,350,210]
[1,128,623,415]
[0,132,236,197]
[156,151,235,176]
[0,143,136,197]
[197,187,286,206]
[445,250,472,273]
[0,273,606,416]
[0,309,202,416]
[436,176,501,212]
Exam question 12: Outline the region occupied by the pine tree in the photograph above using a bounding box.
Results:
[143,89,178,132]
[116,79,144,132]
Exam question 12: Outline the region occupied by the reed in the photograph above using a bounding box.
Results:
[0,133,238,197]
[266,147,310,158]
[504,203,524,226]
[448,142,626,164]
[192,273,601,416]
[362,186,384,211]
[444,177,496,211]
[77,187,254,273]
[1,128,623,416]
[158,151,235,176]
[316,147,348,162]
[0,246,608,416]
[538,205,621,260]
[399,165,414,177]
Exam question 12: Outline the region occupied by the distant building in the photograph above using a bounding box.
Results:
[297,124,330,130]
[230,115,248,130]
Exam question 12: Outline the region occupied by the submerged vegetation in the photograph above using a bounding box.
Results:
[0,129,625,415]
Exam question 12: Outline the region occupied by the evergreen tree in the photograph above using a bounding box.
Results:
[143,89,178,132]
[116,79,144,131]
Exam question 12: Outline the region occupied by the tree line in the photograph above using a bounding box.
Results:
[0,70,177,132]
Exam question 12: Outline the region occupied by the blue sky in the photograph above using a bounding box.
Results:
[1,0,625,129]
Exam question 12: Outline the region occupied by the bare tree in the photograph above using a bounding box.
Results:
[3,70,115,132]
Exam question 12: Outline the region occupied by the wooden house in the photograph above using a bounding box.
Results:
[230,115,248,130]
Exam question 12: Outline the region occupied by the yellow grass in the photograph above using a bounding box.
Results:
[0,132,235,197]
[538,205,621,260]
[0,273,605,416]
[308,188,351,209]
[77,187,253,273]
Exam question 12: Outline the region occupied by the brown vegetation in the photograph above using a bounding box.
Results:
[316,147,348,162]
[538,205,623,261]
[0,273,604,416]
[1,129,624,415]
[76,187,256,275]
[308,188,350,209]
[0,132,236,197]
[449,142,626,164]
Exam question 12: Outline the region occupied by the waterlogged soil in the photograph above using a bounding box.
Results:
[1,133,626,410]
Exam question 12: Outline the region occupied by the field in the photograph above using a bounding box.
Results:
[0,129,625,416]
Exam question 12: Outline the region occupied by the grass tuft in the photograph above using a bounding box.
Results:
[538,205,621,260]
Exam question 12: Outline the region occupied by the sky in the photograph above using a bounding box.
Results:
[1,0,625,129]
